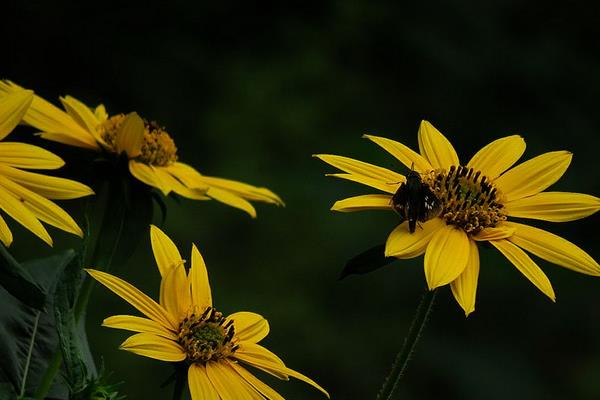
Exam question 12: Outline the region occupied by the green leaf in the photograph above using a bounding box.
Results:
[339,244,396,280]
[0,244,46,310]
[0,250,76,399]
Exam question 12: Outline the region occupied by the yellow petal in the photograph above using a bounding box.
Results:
[150,224,183,278]
[119,332,186,362]
[326,173,401,194]
[85,269,177,330]
[467,135,526,179]
[362,134,432,172]
[0,184,51,245]
[0,166,94,200]
[59,95,105,145]
[424,225,470,289]
[188,364,220,400]
[0,176,83,237]
[0,143,64,170]
[196,175,283,205]
[490,239,555,301]
[0,90,33,140]
[190,244,212,308]
[206,361,260,400]
[102,315,177,340]
[227,312,269,343]
[314,154,406,187]
[38,132,99,150]
[206,187,257,218]
[115,112,144,158]
[417,120,459,169]
[284,367,330,398]
[159,263,191,321]
[229,362,285,400]
[94,104,108,122]
[472,225,515,241]
[0,215,13,247]
[331,194,393,212]
[505,192,600,222]
[233,342,288,380]
[450,240,480,316]
[385,218,445,258]
[153,167,208,200]
[494,151,572,202]
[165,162,207,189]
[506,221,600,276]
[129,160,170,195]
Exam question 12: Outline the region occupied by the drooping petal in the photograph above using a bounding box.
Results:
[505,192,600,222]
[190,244,212,308]
[0,166,94,199]
[115,112,144,158]
[150,224,183,278]
[467,135,526,179]
[206,187,257,218]
[490,239,556,301]
[506,221,600,276]
[102,315,177,340]
[196,175,283,205]
[153,167,209,200]
[331,194,393,212]
[159,263,191,321]
[284,367,330,398]
[85,269,177,330]
[0,215,13,247]
[226,312,269,343]
[417,120,459,169]
[494,151,572,202]
[165,162,208,189]
[424,225,470,289]
[129,160,170,195]
[450,240,480,316]
[38,132,98,150]
[229,362,285,400]
[472,225,515,241]
[326,173,400,194]
[0,143,64,170]
[233,342,289,380]
[314,154,406,187]
[385,218,445,258]
[206,361,261,400]
[0,90,33,140]
[119,332,186,362]
[188,364,220,400]
[59,95,106,144]
[0,184,51,245]
[362,134,432,172]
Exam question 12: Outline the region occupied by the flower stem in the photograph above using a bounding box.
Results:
[376,289,437,400]
[172,366,187,400]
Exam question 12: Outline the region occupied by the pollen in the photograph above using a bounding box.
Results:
[98,114,178,166]
[177,306,237,364]
[423,165,506,235]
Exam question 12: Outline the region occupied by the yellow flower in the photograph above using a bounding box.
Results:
[0,90,93,246]
[86,225,329,399]
[316,120,600,316]
[0,81,283,218]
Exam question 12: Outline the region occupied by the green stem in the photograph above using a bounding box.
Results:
[376,289,437,400]
[172,367,187,400]
[21,311,41,398]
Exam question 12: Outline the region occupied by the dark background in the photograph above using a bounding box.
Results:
[4,1,600,399]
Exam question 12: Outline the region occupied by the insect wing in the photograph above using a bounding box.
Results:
[419,183,442,221]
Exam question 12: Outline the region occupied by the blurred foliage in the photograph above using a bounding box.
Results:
[3,1,600,399]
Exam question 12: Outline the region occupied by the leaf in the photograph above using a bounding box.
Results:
[0,244,46,310]
[0,250,76,399]
[339,244,396,280]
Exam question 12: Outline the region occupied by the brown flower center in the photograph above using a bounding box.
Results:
[423,165,506,235]
[177,307,237,364]
[97,114,178,166]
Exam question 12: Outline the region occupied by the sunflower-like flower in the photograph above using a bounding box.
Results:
[0,89,93,246]
[0,81,283,218]
[316,120,600,315]
[86,225,328,399]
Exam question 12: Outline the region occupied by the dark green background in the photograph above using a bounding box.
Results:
[4,1,600,399]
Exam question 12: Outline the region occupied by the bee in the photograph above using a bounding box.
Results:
[391,166,442,233]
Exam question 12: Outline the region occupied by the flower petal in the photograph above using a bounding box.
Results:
[490,239,555,301]
[284,366,330,398]
[0,166,94,199]
[0,143,64,170]
[188,364,220,400]
[115,112,144,158]
[119,332,186,362]
[129,161,170,195]
[0,90,33,140]
[59,95,106,145]
[229,362,285,400]
[0,215,13,247]
[417,120,459,169]
[467,135,526,179]
[505,192,600,222]
[362,134,432,172]
[196,175,283,205]
[154,167,209,200]
[326,173,400,194]
[494,151,572,201]
[85,269,177,330]
[506,221,600,276]
[0,184,51,245]
[190,244,212,309]
[314,154,406,187]
[424,225,470,289]
[233,342,288,380]
[385,218,445,258]
[159,263,191,321]
[450,240,480,316]
[150,224,183,278]
[227,312,269,343]
[206,361,261,400]
[331,194,393,212]
[102,315,177,340]
[472,225,515,241]
[206,187,257,218]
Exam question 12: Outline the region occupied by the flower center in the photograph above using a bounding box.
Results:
[423,165,506,235]
[97,114,178,166]
[177,306,237,364]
